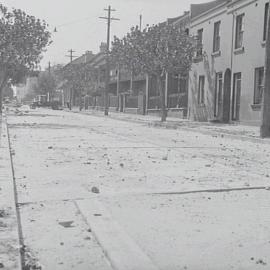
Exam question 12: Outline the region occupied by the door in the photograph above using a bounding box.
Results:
[232,73,241,121]
[223,69,231,123]
[214,72,223,119]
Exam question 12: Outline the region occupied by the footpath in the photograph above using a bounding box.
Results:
[0,114,21,270]
[69,108,270,145]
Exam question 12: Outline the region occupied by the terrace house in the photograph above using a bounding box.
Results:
[108,11,191,117]
[188,0,268,125]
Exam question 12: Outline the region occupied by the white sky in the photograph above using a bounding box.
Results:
[1,0,210,69]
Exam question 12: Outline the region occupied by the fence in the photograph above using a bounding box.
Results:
[148,96,160,109]
[167,93,188,108]
[96,96,104,107]
[109,95,118,108]
[125,96,138,108]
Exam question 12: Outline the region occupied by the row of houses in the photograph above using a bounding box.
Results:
[189,0,268,125]
[65,0,269,126]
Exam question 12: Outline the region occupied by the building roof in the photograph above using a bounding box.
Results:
[168,11,190,25]
[85,52,106,69]
[159,11,190,28]
[191,0,229,19]
[71,51,95,65]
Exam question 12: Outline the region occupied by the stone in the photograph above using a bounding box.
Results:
[91,186,100,194]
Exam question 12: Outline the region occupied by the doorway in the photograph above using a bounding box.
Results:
[232,72,241,121]
[223,69,231,123]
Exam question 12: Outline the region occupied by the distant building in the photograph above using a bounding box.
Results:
[62,43,106,107]
[188,0,268,125]
[15,77,38,102]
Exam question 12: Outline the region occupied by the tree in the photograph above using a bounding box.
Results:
[0,4,51,112]
[36,71,56,99]
[111,24,195,121]
[60,62,100,109]
[34,64,64,100]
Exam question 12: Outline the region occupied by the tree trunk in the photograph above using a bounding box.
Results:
[0,88,3,114]
[157,76,167,122]
[79,90,83,111]
[0,72,8,114]
[69,88,72,110]
[130,70,134,93]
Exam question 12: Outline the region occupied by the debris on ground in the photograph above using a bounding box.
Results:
[91,186,100,194]
[0,221,7,228]
[256,259,267,265]
[22,245,43,270]
[0,209,9,218]
[58,221,74,228]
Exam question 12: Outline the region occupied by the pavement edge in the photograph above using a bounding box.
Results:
[0,114,23,270]
[76,198,160,270]
[69,109,270,145]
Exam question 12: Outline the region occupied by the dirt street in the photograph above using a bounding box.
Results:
[7,108,270,270]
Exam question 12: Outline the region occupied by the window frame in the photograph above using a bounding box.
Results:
[196,28,204,57]
[263,2,269,41]
[213,21,221,53]
[254,67,264,105]
[235,14,245,49]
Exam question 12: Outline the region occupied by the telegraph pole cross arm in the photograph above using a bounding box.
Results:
[261,1,270,138]
[65,49,78,63]
[99,6,120,116]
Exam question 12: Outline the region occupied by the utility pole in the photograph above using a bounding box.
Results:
[261,2,270,138]
[139,14,142,31]
[47,62,51,103]
[66,49,77,63]
[65,49,78,110]
[99,6,119,116]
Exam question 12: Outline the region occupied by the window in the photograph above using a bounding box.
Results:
[263,3,269,41]
[235,14,244,49]
[198,76,205,105]
[179,76,188,94]
[232,73,241,121]
[214,72,223,117]
[196,29,203,57]
[254,67,264,105]
[213,21,221,52]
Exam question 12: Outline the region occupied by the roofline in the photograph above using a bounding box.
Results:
[191,0,229,23]
[172,11,190,25]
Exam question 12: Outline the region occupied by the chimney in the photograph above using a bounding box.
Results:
[100,42,107,53]
[84,51,94,63]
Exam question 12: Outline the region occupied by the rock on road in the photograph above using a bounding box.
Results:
[6,108,270,270]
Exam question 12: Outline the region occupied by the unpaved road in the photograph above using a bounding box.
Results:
[7,108,270,270]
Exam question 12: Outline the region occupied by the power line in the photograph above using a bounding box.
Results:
[55,16,94,30]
